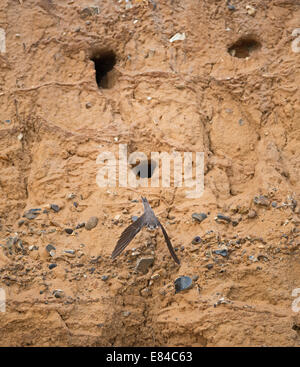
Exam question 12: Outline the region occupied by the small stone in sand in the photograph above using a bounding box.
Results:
[135,257,154,274]
[246,4,256,16]
[85,216,98,230]
[215,214,231,223]
[248,209,257,218]
[50,204,60,213]
[23,208,41,220]
[76,223,85,229]
[214,249,228,257]
[64,249,75,255]
[174,276,193,293]
[53,289,64,298]
[192,236,202,244]
[253,195,270,207]
[192,213,207,223]
[46,244,56,253]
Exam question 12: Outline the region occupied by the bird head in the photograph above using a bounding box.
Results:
[147,223,158,231]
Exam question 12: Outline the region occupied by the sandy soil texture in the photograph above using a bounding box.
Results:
[0,0,300,346]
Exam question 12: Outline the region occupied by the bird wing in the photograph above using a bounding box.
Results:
[158,221,180,264]
[111,214,146,259]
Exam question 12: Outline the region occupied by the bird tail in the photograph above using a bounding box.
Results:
[141,196,151,211]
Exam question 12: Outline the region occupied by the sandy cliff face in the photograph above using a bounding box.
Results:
[0,0,300,346]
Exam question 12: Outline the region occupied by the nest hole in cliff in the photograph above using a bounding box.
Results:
[90,50,116,89]
[131,159,157,178]
[228,37,261,58]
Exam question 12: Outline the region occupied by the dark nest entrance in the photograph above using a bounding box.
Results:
[132,159,157,178]
[91,50,116,88]
[228,37,261,58]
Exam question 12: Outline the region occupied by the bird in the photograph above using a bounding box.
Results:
[111,197,180,264]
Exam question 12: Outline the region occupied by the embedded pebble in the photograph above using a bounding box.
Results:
[66,193,76,200]
[24,212,37,220]
[50,204,60,213]
[291,199,297,211]
[53,289,64,298]
[29,245,38,251]
[248,210,257,219]
[214,297,231,307]
[192,236,202,245]
[90,255,101,264]
[80,6,99,18]
[45,244,56,255]
[257,254,268,262]
[150,273,160,280]
[49,263,57,270]
[77,251,84,258]
[192,213,207,223]
[246,4,256,15]
[231,219,239,227]
[114,214,121,223]
[85,216,98,230]
[63,249,75,255]
[140,287,151,297]
[215,214,231,223]
[131,251,140,257]
[249,255,257,262]
[174,276,193,293]
[65,228,73,234]
[292,324,300,331]
[253,195,270,207]
[5,237,22,251]
[135,257,154,274]
[76,222,85,229]
[214,249,228,257]
[169,32,186,43]
[23,208,41,220]
[101,275,109,281]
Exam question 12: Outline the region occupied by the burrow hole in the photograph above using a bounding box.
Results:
[131,159,157,178]
[91,50,116,89]
[228,38,261,58]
